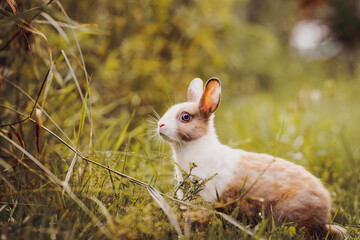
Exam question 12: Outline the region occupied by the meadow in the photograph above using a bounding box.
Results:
[0,0,359,239]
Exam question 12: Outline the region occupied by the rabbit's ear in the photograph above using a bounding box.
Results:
[199,78,221,117]
[187,78,204,102]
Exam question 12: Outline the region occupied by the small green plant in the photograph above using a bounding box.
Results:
[173,162,218,202]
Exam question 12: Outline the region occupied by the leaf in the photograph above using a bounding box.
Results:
[113,111,135,151]
[89,196,115,228]
[147,186,183,238]
[10,125,25,161]
[58,0,95,147]
[0,7,41,26]
[21,21,47,41]
[61,50,85,104]
[62,50,93,146]
[97,117,122,147]
[63,152,77,195]
[288,226,296,238]
[0,158,14,173]
[6,0,19,15]
[41,61,55,107]
[0,172,16,191]
[215,211,263,240]
[6,0,30,49]
[41,12,70,43]
[184,215,191,239]
[79,90,88,145]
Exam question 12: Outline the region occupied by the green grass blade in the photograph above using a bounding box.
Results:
[0,132,113,239]
[40,12,70,43]
[56,1,94,148]
[41,61,55,107]
[215,212,263,240]
[0,6,42,25]
[61,50,85,105]
[89,196,115,227]
[147,186,183,238]
[76,90,88,147]
[97,117,122,148]
[113,111,135,151]
[61,50,90,145]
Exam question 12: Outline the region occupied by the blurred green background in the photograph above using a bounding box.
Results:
[0,0,359,239]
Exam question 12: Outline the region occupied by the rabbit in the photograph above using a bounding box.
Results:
[157,77,346,239]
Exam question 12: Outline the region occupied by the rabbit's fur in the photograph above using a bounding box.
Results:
[157,78,345,238]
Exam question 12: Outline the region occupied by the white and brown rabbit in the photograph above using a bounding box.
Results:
[157,77,346,238]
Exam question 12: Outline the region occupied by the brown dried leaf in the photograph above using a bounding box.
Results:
[6,0,30,50]
[6,0,19,15]
[22,22,47,41]
[0,128,10,134]
[10,125,25,161]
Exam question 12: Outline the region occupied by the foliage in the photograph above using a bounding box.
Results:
[0,0,359,239]
[173,162,218,202]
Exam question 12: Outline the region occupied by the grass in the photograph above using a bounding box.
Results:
[1,0,360,239]
[1,76,359,239]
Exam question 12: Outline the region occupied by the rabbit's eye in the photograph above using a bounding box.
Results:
[181,112,191,122]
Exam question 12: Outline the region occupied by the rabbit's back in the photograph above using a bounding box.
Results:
[219,152,331,230]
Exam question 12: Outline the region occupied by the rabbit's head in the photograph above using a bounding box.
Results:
[158,77,221,144]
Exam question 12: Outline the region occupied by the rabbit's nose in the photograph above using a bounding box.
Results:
[159,124,165,128]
